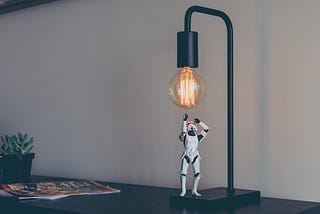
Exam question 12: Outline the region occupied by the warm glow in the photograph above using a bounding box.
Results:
[169,67,206,108]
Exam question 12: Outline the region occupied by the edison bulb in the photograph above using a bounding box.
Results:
[169,67,206,108]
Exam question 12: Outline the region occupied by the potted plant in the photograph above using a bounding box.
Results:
[0,133,35,182]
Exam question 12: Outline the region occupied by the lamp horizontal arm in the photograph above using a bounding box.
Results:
[184,6,232,32]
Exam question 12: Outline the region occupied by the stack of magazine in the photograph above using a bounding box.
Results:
[0,180,120,200]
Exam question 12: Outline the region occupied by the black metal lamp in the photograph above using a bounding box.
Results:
[169,6,261,211]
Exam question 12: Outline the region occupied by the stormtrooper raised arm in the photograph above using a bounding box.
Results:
[179,113,210,197]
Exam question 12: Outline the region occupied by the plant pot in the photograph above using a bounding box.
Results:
[1,153,35,182]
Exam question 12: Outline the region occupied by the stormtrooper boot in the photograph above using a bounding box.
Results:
[180,175,186,196]
[192,173,201,197]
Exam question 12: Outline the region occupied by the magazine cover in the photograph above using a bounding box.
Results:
[1,180,120,200]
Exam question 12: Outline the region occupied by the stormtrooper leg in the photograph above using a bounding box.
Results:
[180,157,189,196]
[192,156,201,196]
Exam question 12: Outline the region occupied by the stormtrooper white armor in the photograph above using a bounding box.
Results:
[179,113,209,197]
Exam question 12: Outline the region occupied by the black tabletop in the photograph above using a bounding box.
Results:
[1,175,320,214]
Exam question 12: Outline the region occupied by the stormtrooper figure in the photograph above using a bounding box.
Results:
[179,113,210,197]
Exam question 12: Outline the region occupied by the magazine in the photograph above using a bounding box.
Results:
[1,180,120,200]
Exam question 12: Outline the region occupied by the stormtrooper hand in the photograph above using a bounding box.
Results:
[194,118,201,124]
[183,113,188,121]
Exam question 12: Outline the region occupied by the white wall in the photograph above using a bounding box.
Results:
[0,0,318,202]
[258,0,320,201]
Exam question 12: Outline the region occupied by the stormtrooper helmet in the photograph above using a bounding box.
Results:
[187,121,198,135]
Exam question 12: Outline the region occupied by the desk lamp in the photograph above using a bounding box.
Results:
[169,6,261,211]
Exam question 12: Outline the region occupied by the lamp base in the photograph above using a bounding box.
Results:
[169,187,260,211]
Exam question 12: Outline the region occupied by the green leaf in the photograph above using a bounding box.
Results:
[18,132,24,143]
[1,143,8,155]
[22,137,34,153]
[5,135,10,144]
[14,144,22,154]
[28,137,34,145]
[1,136,5,144]
[11,135,18,145]
[23,141,30,149]
[24,145,33,154]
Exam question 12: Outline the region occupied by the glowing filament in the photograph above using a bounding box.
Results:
[179,69,196,107]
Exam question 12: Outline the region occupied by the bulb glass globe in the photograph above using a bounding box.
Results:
[168,67,206,108]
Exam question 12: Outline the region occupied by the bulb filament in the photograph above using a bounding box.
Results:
[180,67,196,108]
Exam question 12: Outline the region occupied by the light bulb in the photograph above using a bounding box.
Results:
[169,67,206,108]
